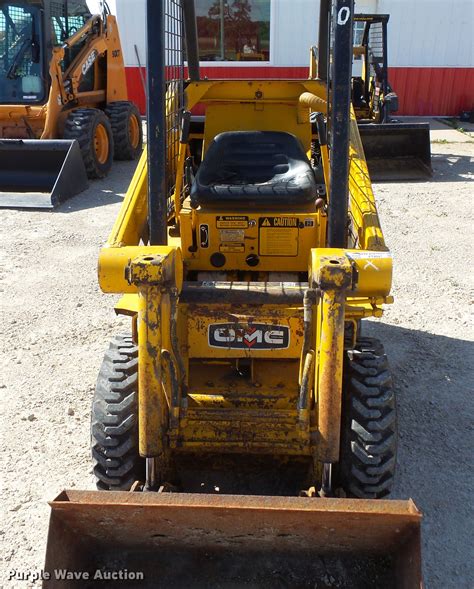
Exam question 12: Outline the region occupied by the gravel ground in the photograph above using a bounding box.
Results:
[1,140,473,588]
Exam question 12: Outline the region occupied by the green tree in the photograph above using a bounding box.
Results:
[207,0,221,18]
[208,1,232,20]
[231,0,252,23]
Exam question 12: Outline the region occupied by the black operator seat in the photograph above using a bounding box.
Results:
[190,131,318,207]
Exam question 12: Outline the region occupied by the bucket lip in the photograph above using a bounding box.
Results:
[357,122,431,132]
[0,139,77,152]
[49,489,422,519]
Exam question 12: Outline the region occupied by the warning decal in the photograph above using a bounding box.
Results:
[220,243,245,253]
[259,217,299,257]
[216,216,248,228]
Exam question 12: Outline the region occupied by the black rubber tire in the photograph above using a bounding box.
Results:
[63,108,114,179]
[105,101,143,160]
[337,337,397,499]
[91,334,144,490]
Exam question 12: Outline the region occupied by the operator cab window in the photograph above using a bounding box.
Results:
[51,1,91,45]
[0,4,44,103]
[49,0,93,86]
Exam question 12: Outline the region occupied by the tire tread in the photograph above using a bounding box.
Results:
[105,101,142,160]
[63,108,113,178]
[91,334,143,490]
[339,336,397,499]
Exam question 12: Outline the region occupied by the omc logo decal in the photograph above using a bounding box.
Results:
[208,323,290,350]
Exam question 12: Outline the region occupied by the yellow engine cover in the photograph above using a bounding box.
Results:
[180,199,325,272]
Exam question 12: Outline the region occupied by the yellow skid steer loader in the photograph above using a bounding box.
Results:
[44,1,422,587]
[0,0,142,208]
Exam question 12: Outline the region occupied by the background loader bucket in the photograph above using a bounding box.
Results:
[359,123,432,181]
[44,491,422,588]
[0,140,88,209]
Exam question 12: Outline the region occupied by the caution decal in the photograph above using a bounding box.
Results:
[259,217,299,257]
[259,217,299,228]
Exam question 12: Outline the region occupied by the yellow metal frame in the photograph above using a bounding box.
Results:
[98,76,393,476]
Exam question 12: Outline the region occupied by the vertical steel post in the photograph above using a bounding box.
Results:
[317,289,346,462]
[314,255,353,466]
[146,0,168,245]
[317,0,330,82]
[220,0,225,61]
[381,17,389,123]
[328,0,354,249]
[363,22,370,101]
[182,0,200,81]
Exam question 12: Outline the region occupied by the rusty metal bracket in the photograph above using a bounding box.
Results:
[315,255,353,291]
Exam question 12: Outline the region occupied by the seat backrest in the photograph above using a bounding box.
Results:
[191,131,318,206]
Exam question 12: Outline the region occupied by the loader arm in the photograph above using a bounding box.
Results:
[41,13,127,139]
[61,15,108,99]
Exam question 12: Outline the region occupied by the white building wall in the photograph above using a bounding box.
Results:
[272,0,377,66]
[115,0,147,67]
[113,0,473,69]
[378,0,474,67]
[115,0,378,68]
[270,0,319,67]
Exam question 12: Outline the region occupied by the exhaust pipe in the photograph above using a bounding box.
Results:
[182,0,200,82]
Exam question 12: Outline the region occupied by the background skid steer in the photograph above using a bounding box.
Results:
[352,14,432,181]
[44,1,422,587]
[311,11,432,181]
[0,0,142,208]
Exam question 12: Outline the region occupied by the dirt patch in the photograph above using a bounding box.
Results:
[81,550,394,589]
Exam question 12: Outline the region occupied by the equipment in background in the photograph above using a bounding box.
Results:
[43,1,422,587]
[459,110,474,123]
[353,14,432,180]
[354,14,432,181]
[0,0,143,209]
[313,13,432,181]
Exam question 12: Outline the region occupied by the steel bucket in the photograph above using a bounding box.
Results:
[44,490,422,588]
[359,123,432,181]
[0,139,88,209]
